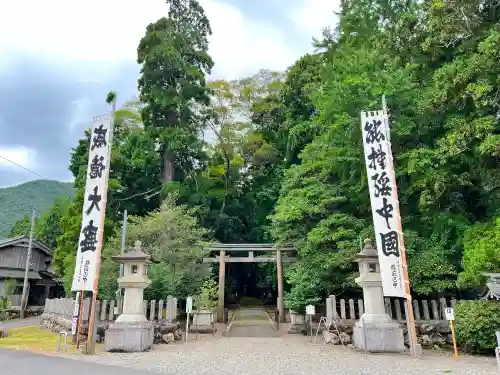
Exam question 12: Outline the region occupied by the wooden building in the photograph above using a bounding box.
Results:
[0,236,65,309]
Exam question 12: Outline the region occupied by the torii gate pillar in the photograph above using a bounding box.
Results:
[276,249,285,322]
[218,250,226,322]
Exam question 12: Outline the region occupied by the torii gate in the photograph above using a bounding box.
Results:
[203,243,297,322]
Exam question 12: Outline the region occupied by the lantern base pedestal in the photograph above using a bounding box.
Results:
[116,313,148,323]
[104,321,154,352]
[353,320,405,353]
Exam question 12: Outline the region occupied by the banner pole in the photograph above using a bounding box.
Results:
[382,95,418,357]
[85,95,117,354]
[75,290,84,349]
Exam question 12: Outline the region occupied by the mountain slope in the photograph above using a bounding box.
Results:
[0,180,75,238]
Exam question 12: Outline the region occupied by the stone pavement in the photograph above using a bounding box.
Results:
[226,304,279,337]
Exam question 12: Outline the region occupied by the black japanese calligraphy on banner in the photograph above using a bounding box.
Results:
[91,124,108,151]
[371,171,392,197]
[89,155,106,179]
[379,231,400,257]
[361,110,405,298]
[85,186,102,215]
[375,197,394,229]
[364,119,385,144]
[367,144,387,171]
[80,220,98,253]
[72,116,112,292]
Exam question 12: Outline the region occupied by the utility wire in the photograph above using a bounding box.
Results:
[0,154,53,182]
[0,152,161,210]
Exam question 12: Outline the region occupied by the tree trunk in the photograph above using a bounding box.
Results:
[163,151,174,184]
[214,152,230,232]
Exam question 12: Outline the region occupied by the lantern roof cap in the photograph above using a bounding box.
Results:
[111,240,158,263]
[355,238,378,261]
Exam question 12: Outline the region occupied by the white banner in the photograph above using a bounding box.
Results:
[71,117,112,291]
[361,110,405,297]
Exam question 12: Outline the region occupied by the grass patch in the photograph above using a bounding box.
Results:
[0,325,104,354]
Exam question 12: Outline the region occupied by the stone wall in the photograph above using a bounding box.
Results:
[40,313,72,334]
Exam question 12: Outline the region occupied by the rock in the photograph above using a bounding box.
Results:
[0,329,8,338]
[339,324,353,334]
[435,323,451,334]
[173,329,182,341]
[322,330,339,344]
[430,332,446,345]
[419,323,436,333]
[421,334,432,347]
[97,324,109,343]
[162,332,175,344]
[39,313,72,335]
[339,332,351,344]
[156,322,180,334]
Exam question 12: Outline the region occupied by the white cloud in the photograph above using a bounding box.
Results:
[0,146,38,170]
[203,1,296,79]
[289,0,341,40]
[0,0,297,80]
[67,97,93,132]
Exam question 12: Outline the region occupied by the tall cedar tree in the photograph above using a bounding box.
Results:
[137,0,214,184]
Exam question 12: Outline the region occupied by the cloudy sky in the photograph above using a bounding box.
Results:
[0,0,340,188]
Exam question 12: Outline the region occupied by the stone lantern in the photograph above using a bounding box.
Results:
[352,238,404,352]
[105,240,157,352]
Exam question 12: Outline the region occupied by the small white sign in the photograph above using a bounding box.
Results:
[186,296,193,314]
[306,304,315,315]
[445,307,454,321]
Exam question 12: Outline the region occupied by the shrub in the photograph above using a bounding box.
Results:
[454,300,500,353]
[194,279,218,311]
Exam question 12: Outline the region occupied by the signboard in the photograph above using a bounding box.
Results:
[71,292,80,335]
[445,307,454,321]
[306,304,315,315]
[361,110,405,297]
[71,117,112,291]
[186,296,193,314]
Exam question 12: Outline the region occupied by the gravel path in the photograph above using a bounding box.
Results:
[59,335,498,375]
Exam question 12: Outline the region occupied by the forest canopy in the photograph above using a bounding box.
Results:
[10,0,500,307]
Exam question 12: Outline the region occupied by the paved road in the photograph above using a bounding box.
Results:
[0,316,41,329]
[1,349,160,375]
[226,305,279,337]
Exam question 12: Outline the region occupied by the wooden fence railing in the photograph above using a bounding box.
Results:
[324,295,458,325]
[43,296,179,322]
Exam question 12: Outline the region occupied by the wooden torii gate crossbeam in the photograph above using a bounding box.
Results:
[203,243,297,322]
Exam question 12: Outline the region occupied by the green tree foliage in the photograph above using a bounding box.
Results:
[9,196,71,250]
[459,216,500,286]
[99,195,210,300]
[0,279,16,321]
[0,180,74,238]
[271,0,500,307]
[455,300,500,353]
[194,278,218,311]
[56,99,163,290]
[137,0,213,184]
[8,216,31,237]
[39,0,500,306]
